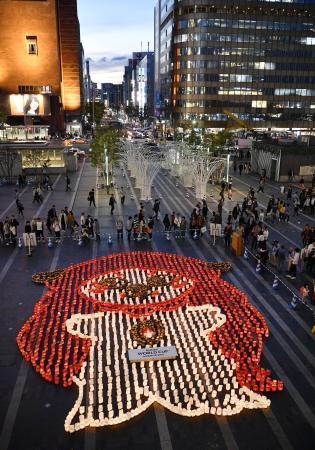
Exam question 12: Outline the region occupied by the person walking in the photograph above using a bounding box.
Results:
[224,222,233,247]
[88,189,96,207]
[147,217,154,241]
[109,194,116,215]
[179,216,187,238]
[36,218,45,242]
[66,175,71,192]
[16,198,24,217]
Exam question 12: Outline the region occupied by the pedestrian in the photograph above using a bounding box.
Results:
[286,248,300,279]
[59,209,67,232]
[163,213,171,231]
[9,216,19,245]
[239,164,243,176]
[16,198,24,216]
[88,189,96,207]
[224,222,233,247]
[94,218,100,241]
[116,217,124,240]
[147,217,154,241]
[80,213,86,228]
[52,218,61,243]
[300,284,310,303]
[257,177,264,193]
[153,199,160,220]
[36,218,45,241]
[202,199,208,218]
[133,215,139,240]
[120,187,125,206]
[66,175,71,192]
[109,194,116,215]
[3,219,10,245]
[0,221,4,244]
[126,216,133,241]
[179,216,187,238]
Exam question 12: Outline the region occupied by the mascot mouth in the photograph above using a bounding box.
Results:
[79,268,195,314]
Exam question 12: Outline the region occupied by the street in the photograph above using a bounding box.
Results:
[0,154,314,450]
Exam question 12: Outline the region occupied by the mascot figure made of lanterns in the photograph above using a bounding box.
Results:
[17,252,283,432]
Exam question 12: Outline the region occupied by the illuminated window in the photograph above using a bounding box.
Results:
[252,101,267,108]
[254,62,275,70]
[26,36,38,55]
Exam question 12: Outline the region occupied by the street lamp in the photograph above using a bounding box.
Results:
[226,153,230,182]
[104,144,109,192]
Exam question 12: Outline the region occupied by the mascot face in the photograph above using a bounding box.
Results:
[17,252,282,433]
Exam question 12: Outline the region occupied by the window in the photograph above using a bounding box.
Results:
[26,36,38,55]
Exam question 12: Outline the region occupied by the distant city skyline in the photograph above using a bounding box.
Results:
[77,0,156,85]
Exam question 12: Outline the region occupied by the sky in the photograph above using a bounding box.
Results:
[77,0,156,85]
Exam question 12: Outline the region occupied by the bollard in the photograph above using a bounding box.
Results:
[243,248,249,259]
[290,295,298,310]
[256,259,261,273]
[78,237,83,246]
[272,276,279,289]
[48,237,53,248]
[166,231,170,241]
[186,192,190,198]
[18,237,23,249]
[193,229,198,240]
[108,234,113,245]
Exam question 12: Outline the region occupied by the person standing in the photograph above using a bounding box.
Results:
[109,194,116,215]
[153,199,161,220]
[94,218,100,241]
[36,218,45,242]
[116,217,124,240]
[224,222,233,247]
[126,216,133,241]
[52,218,61,243]
[9,216,19,245]
[88,189,96,207]
[66,175,71,192]
[286,248,300,279]
[147,217,154,241]
[163,214,171,231]
[120,187,125,206]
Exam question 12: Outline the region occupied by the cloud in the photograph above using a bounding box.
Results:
[87,54,129,84]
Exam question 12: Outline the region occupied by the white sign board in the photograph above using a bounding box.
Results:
[128,346,178,363]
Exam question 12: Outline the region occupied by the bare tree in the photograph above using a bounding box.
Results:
[0,146,20,184]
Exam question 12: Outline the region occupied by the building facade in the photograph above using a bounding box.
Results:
[0,0,83,135]
[101,83,123,110]
[154,0,315,130]
[136,52,155,118]
[123,52,153,112]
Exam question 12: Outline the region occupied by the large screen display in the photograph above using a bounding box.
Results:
[9,94,51,116]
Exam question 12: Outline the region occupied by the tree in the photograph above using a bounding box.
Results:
[0,146,20,183]
[23,150,51,181]
[187,128,201,146]
[84,102,104,126]
[90,127,121,184]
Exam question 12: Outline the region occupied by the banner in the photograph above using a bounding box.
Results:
[10,94,51,116]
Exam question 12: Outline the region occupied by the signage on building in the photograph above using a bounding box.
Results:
[128,346,178,362]
[9,94,51,116]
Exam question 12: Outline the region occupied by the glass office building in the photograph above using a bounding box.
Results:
[154,0,315,129]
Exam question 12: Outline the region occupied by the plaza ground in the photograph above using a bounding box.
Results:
[0,155,314,450]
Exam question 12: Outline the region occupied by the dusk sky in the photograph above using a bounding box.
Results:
[77,0,156,85]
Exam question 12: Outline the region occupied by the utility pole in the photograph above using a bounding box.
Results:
[104,144,109,193]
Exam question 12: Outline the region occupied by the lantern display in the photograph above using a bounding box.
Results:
[17,252,282,433]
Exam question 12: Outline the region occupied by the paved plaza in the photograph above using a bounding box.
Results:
[0,157,314,450]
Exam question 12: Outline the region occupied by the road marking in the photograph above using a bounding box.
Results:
[123,166,174,450]
[0,186,28,220]
[0,162,86,450]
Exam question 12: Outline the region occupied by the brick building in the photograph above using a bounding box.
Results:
[0,0,83,135]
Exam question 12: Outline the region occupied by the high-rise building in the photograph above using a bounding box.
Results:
[101,83,123,110]
[123,52,150,108]
[154,0,315,131]
[136,52,155,118]
[0,0,83,135]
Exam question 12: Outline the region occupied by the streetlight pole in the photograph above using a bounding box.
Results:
[226,153,230,182]
[104,144,109,193]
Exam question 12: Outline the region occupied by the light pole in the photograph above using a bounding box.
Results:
[104,144,109,192]
[226,153,230,182]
